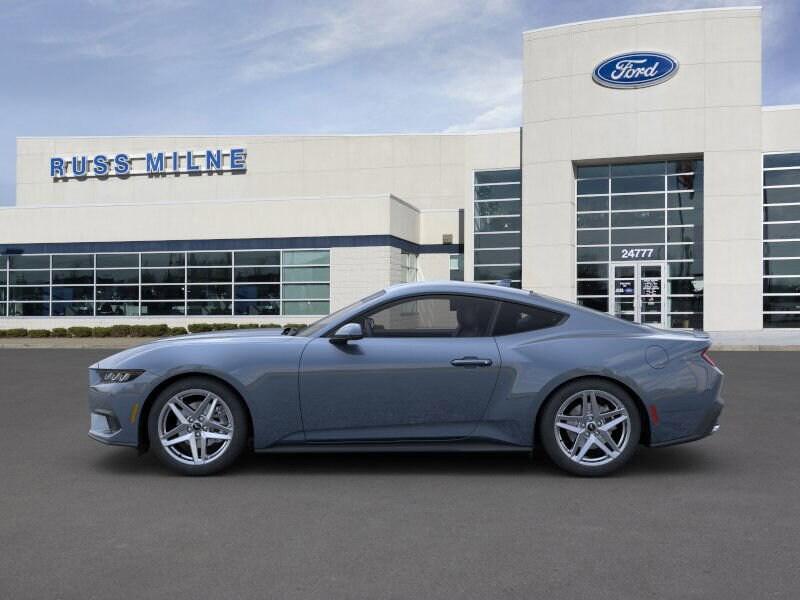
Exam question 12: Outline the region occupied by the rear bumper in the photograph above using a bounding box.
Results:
[649,395,723,448]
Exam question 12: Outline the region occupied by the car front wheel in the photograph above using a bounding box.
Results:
[539,379,641,476]
[148,377,248,475]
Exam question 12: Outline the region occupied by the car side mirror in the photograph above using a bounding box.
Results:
[330,322,364,344]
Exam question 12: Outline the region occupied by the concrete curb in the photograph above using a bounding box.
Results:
[710,344,800,351]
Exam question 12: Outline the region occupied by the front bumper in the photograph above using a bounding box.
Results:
[87,371,156,448]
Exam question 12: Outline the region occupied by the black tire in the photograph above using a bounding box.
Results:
[538,378,641,477]
[147,376,248,475]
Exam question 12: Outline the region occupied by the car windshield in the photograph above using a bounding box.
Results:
[294,289,386,337]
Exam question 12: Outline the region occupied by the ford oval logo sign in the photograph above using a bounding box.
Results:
[593,52,678,89]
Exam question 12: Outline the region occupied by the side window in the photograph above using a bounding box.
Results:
[492,301,565,336]
[363,295,497,338]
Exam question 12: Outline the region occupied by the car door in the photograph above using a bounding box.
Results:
[299,294,502,441]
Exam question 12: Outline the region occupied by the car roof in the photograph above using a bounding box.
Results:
[382,281,543,303]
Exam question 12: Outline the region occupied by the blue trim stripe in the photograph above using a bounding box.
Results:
[1,235,462,256]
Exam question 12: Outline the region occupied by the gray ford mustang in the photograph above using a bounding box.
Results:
[88,281,723,476]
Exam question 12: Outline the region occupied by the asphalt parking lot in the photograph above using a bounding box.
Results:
[0,349,798,599]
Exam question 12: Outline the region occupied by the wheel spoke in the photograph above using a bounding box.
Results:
[203,431,232,441]
[589,391,602,419]
[203,397,218,420]
[193,393,214,419]
[162,432,193,447]
[206,420,232,434]
[592,433,619,459]
[581,393,590,417]
[198,433,207,462]
[597,429,620,453]
[168,401,190,424]
[160,423,185,440]
[601,415,627,432]
[575,434,595,461]
[189,435,201,463]
[556,421,583,434]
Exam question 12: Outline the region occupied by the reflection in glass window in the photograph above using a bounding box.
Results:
[283,301,330,316]
[52,254,93,269]
[141,253,185,268]
[10,255,49,269]
[96,254,138,268]
[283,250,329,266]
[188,252,231,267]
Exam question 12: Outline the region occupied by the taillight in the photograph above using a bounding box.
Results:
[700,348,716,368]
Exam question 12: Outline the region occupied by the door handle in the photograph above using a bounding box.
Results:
[450,357,493,368]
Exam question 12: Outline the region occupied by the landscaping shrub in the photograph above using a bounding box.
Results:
[144,324,169,337]
[51,328,68,337]
[260,323,282,329]
[188,323,214,333]
[5,329,28,337]
[67,327,92,338]
[167,326,188,336]
[92,327,112,338]
[0,330,6,338]
[109,324,131,337]
[129,325,150,337]
[28,329,51,338]
[237,323,260,329]
[211,323,237,331]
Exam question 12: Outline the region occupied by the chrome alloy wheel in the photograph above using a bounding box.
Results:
[157,389,234,465]
[553,390,631,467]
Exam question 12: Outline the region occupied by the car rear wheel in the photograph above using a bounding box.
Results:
[148,377,248,475]
[539,379,640,476]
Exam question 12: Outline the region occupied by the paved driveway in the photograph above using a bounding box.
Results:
[0,349,797,599]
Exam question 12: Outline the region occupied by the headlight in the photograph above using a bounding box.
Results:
[97,369,144,383]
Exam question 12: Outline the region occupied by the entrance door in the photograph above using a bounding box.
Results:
[610,262,666,326]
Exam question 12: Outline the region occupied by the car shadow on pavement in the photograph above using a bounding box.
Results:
[89,443,725,479]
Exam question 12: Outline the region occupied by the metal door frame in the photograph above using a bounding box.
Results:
[610,261,666,326]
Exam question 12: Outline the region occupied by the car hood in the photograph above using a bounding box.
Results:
[92,329,303,370]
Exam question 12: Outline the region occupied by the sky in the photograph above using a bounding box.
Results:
[1,0,798,206]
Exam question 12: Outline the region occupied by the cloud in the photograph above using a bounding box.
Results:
[445,102,521,132]
[234,0,511,82]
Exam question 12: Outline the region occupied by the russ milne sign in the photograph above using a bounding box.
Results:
[49,148,247,179]
[593,52,678,89]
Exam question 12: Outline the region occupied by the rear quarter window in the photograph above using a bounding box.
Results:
[492,301,566,336]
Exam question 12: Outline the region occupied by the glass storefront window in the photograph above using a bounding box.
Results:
[763,153,800,327]
[141,253,185,268]
[449,254,464,281]
[283,250,328,266]
[0,249,331,318]
[474,169,522,287]
[52,254,93,269]
[576,159,704,328]
[96,254,138,268]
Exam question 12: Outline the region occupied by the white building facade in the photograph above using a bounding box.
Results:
[2,7,799,331]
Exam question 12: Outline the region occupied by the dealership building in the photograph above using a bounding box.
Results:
[2,6,799,331]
